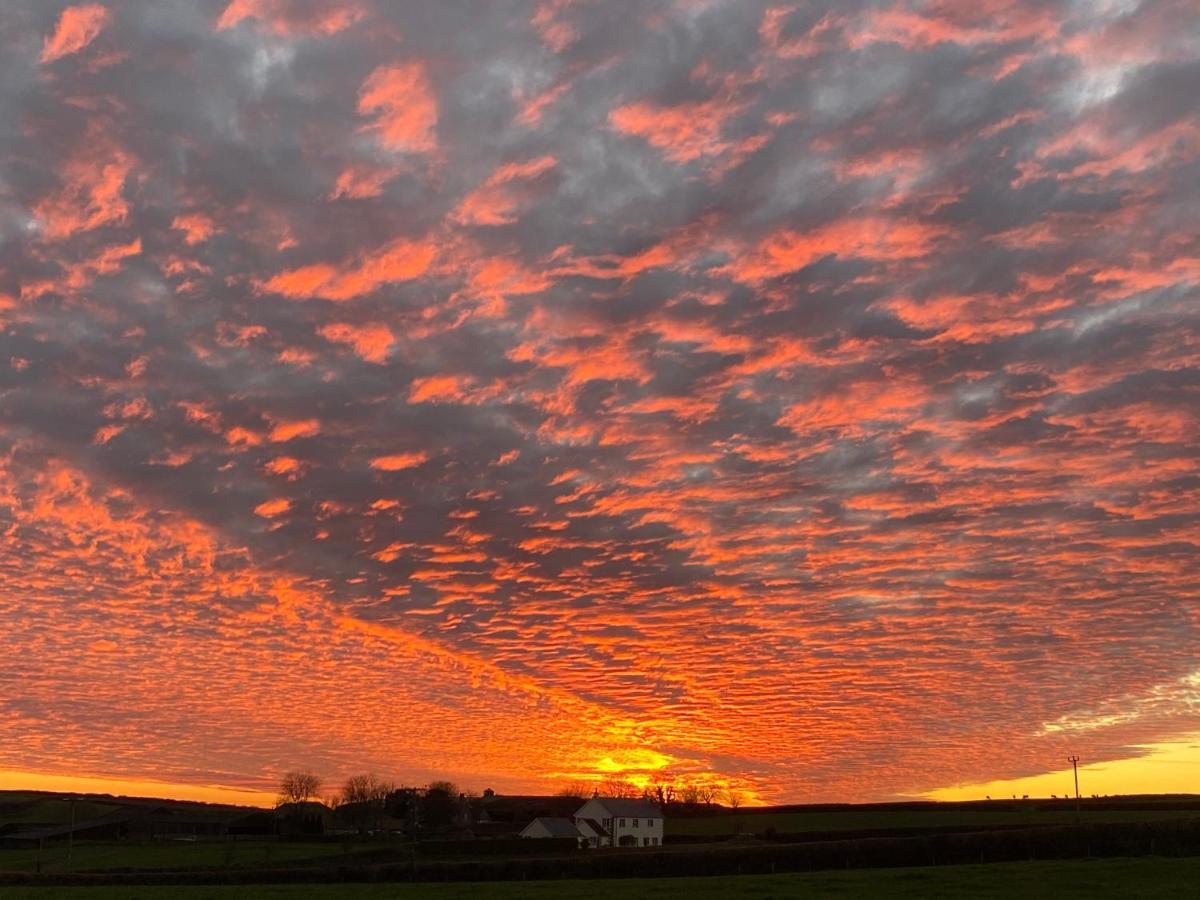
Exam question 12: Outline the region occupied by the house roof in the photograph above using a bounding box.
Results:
[523,816,580,838]
[583,797,663,818]
[577,817,610,837]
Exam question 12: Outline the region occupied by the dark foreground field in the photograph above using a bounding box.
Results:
[3,856,1199,899]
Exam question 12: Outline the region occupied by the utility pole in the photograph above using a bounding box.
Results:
[66,796,76,872]
[1067,755,1081,825]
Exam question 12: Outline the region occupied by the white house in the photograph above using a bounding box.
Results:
[572,797,663,848]
[519,816,583,844]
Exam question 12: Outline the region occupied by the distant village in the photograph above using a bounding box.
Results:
[2,773,743,850]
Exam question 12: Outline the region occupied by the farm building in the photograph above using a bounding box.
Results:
[519,816,581,842]
[573,797,663,847]
[520,797,664,848]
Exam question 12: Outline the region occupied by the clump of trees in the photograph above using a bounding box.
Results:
[562,774,741,811]
[340,773,394,835]
[275,770,474,837]
[278,770,323,805]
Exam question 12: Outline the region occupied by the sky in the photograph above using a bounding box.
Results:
[0,0,1197,807]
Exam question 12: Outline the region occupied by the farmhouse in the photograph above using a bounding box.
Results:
[519,797,664,848]
[573,797,663,848]
[519,816,580,841]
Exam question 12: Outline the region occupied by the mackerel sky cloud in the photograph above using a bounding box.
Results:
[1,0,1197,802]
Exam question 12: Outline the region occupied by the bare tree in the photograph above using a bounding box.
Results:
[699,783,718,807]
[278,771,322,805]
[556,780,591,799]
[645,776,676,808]
[726,789,743,811]
[600,778,639,799]
[679,782,701,805]
[341,774,393,835]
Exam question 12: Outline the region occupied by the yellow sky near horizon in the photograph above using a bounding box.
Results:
[922,734,1200,801]
[0,769,278,808]
[4,734,1198,808]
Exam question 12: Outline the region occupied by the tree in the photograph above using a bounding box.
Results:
[427,779,459,798]
[278,771,322,805]
[698,783,718,807]
[421,783,456,830]
[556,780,591,799]
[679,782,701,805]
[726,789,743,811]
[645,777,676,807]
[340,773,393,835]
[600,778,639,799]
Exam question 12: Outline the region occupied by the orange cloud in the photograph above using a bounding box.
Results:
[216,0,364,36]
[264,456,304,478]
[268,418,320,442]
[531,0,578,52]
[171,213,216,245]
[452,156,557,226]
[723,216,944,282]
[517,81,569,126]
[609,99,739,163]
[261,236,437,300]
[329,163,404,200]
[41,4,110,63]
[407,374,473,404]
[319,322,394,363]
[254,497,292,518]
[846,3,1058,50]
[358,62,439,153]
[371,452,428,471]
[33,132,133,241]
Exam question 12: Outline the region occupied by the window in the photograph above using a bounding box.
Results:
[633,818,639,827]
[619,818,625,827]
[643,836,650,846]
[647,818,655,826]
[653,837,659,845]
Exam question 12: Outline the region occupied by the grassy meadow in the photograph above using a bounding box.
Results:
[2,856,1199,899]
[0,840,354,874]
[666,804,1200,836]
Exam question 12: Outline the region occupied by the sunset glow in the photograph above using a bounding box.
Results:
[2,1,1197,805]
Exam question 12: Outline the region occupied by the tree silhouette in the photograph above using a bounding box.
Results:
[278,771,322,805]
[341,773,393,835]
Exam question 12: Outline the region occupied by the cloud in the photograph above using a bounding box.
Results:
[357,62,439,154]
[40,4,110,63]
[0,0,1197,804]
[370,452,429,471]
[261,237,439,300]
[216,0,365,36]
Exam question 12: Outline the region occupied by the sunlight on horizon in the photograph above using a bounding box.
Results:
[923,734,1200,802]
[0,769,278,808]
[6,736,1198,809]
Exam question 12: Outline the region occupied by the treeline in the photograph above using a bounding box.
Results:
[557,776,745,811]
[275,770,467,835]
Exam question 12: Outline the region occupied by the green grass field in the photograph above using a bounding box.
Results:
[667,806,1200,836]
[0,841,357,874]
[0,800,121,827]
[2,856,1198,898]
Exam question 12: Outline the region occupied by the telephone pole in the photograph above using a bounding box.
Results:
[66,796,76,872]
[1067,755,1081,824]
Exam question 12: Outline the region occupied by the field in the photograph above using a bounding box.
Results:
[0,840,355,874]
[2,856,1198,899]
[667,805,1200,837]
[0,799,122,827]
